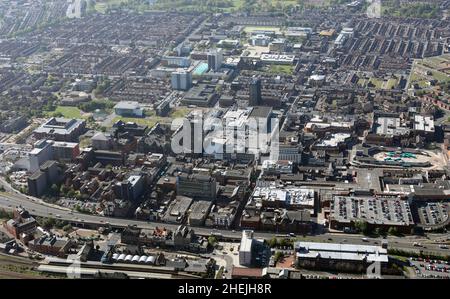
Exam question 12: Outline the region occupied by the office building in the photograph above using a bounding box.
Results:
[207,49,223,71]
[177,173,217,201]
[238,230,268,267]
[29,140,53,172]
[27,160,59,197]
[51,141,80,162]
[171,69,192,91]
[115,175,145,201]
[249,78,262,106]
[33,117,86,142]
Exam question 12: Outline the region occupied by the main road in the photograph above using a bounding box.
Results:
[1,191,449,256]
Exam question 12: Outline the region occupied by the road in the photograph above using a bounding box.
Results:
[1,189,450,256]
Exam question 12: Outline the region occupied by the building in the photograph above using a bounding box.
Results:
[177,173,217,201]
[188,200,212,226]
[28,140,79,172]
[295,242,388,273]
[115,175,145,201]
[114,101,144,117]
[413,115,435,141]
[181,84,218,107]
[207,49,223,71]
[27,160,59,197]
[50,141,80,162]
[249,78,262,106]
[33,117,86,142]
[334,28,354,47]
[252,187,316,211]
[171,69,192,91]
[162,196,193,224]
[238,230,268,267]
[29,235,73,257]
[91,132,113,150]
[329,195,414,233]
[260,54,295,65]
[156,97,171,117]
[3,208,37,239]
[239,230,254,266]
[231,267,266,279]
[251,34,271,46]
[163,56,191,67]
[0,116,27,133]
[29,140,53,172]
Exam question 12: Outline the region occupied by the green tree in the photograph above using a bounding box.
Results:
[50,184,60,196]
[388,227,399,236]
[355,220,370,235]
[42,217,56,229]
[268,237,278,248]
[208,236,218,247]
[63,224,72,232]
[274,251,284,263]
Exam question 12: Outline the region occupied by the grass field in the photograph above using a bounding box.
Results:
[169,107,192,119]
[94,0,129,13]
[267,64,294,75]
[409,55,450,90]
[386,78,398,89]
[368,78,384,89]
[46,106,86,119]
[152,0,298,13]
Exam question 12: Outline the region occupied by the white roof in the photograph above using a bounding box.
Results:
[295,242,388,263]
[240,230,254,253]
[114,101,141,110]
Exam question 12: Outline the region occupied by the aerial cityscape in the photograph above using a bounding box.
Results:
[0,0,449,282]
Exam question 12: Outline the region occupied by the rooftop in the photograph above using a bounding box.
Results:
[295,241,388,263]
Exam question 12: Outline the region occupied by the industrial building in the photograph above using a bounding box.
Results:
[295,241,388,273]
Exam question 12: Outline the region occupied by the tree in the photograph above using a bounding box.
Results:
[374,227,386,237]
[208,236,218,247]
[268,237,278,248]
[274,251,284,263]
[63,224,72,232]
[355,220,370,235]
[42,217,56,229]
[388,227,399,236]
[279,238,293,248]
[50,184,60,196]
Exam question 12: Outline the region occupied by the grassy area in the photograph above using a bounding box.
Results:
[46,106,86,119]
[94,0,130,13]
[368,78,384,89]
[391,255,410,263]
[410,55,450,91]
[112,113,170,128]
[169,107,191,119]
[267,64,294,75]
[152,0,297,13]
[386,78,398,89]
